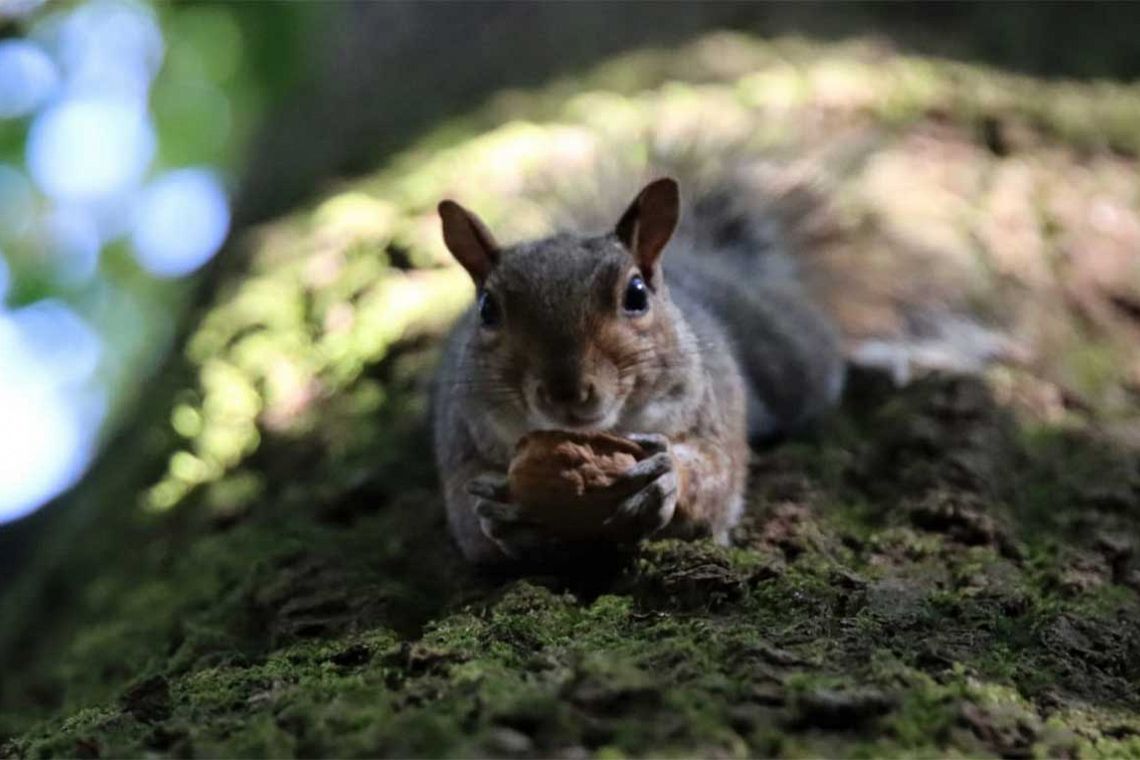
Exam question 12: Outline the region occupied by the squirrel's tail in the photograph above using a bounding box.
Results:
[674,159,1019,388]
[672,159,841,291]
[533,141,837,288]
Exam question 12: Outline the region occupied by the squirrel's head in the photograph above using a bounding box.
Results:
[439,178,684,434]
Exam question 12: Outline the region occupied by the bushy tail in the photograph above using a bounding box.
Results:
[530,140,837,284]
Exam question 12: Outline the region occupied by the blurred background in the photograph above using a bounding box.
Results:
[0,0,309,524]
[1,1,1140,754]
[1,1,1139,529]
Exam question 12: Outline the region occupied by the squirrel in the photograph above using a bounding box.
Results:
[432,173,846,565]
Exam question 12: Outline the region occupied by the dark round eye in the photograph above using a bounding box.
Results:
[477,290,501,328]
[622,274,649,315]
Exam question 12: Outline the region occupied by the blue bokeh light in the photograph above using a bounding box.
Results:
[132,168,230,277]
[27,96,156,202]
[0,380,95,525]
[0,0,235,523]
[43,207,102,285]
[10,299,103,384]
[56,0,163,100]
[0,301,105,524]
[0,40,59,119]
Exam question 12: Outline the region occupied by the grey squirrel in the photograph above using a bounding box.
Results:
[432,174,845,565]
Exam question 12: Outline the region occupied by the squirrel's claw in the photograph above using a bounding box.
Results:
[473,499,522,523]
[606,433,678,538]
[467,472,510,502]
[614,451,673,492]
[606,465,678,538]
[478,515,559,562]
[627,432,670,455]
[468,471,554,561]
[473,498,544,559]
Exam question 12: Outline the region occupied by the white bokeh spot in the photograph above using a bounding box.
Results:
[132,168,229,277]
[27,96,156,201]
[56,0,164,100]
[0,301,105,524]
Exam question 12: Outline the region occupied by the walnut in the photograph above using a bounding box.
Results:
[507,431,646,539]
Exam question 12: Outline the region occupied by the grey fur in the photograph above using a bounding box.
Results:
[432,172,845,564]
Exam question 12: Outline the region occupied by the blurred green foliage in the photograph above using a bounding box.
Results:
[0,0,316,427]
[0,2,321,521]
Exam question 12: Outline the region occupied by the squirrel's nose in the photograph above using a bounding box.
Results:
[536,379,596,409]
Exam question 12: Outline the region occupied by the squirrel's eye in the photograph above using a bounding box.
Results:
[622,274,649,315]
[477,290,501,328]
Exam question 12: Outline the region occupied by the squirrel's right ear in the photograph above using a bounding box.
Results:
[439,200,499,285]
[615,177,679,281]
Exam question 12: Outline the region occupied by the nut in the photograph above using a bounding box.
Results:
[507,430,646,539]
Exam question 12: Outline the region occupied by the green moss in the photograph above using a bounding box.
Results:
[11,367,1139,756]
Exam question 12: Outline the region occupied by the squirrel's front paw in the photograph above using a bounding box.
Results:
[605,433,678,540]
[467,473,557,561]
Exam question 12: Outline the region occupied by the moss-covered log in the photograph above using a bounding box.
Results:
[3,34,1139,758]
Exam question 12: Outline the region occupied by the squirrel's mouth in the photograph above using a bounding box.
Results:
[563,411,608,428]
[528,406,617,433]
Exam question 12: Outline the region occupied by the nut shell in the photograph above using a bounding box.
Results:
[507,431,646,539]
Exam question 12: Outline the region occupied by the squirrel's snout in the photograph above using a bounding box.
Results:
[531,375,608,427]
[535,377,596,408]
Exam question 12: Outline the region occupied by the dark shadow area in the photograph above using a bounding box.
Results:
[233,2,1140,228]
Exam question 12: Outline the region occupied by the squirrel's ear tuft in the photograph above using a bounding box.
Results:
[439,200,499,285]
[615,177,679,278]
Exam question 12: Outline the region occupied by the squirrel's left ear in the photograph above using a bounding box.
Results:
[615,177,679,280]
[439,200,499,286]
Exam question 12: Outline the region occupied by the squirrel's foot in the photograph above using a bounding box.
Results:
[605,433,678,540]
[468,473,561,562]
